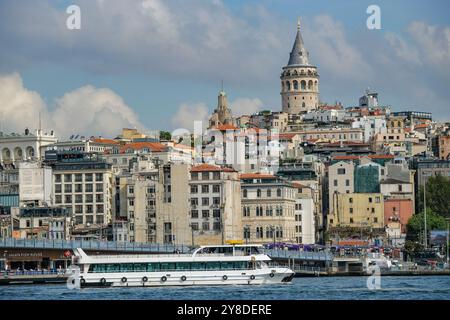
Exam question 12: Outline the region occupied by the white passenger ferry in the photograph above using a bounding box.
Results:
[71,244,295,287]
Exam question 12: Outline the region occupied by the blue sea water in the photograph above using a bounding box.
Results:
[0,276,449,300]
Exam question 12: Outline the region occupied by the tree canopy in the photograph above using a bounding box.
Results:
[416,175,450,218]
[159,131,172,141]
[406,209,448,242]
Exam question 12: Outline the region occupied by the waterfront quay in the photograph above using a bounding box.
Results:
[1,238,449,285]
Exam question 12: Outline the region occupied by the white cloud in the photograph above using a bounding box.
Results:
[0,73,145,139]
[171,102,209,131]
[230,98,263,116]
[385,32,422,65]
[0,0,287,85]
[0,73,49,133]
[408,21,450,67]
[306,15,373,80]
[51,85,145,138]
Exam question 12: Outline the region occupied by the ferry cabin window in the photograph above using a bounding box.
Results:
[88,262,252,273]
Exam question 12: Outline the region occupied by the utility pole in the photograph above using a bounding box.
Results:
[423,175,428,248]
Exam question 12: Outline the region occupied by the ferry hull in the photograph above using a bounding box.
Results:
[79,268,294,287]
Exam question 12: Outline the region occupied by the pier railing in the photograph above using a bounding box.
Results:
[0,238,190,253]
[266,249,333,261]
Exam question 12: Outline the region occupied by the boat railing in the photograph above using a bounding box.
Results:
[85,253,193,260]
[0,269,66,277]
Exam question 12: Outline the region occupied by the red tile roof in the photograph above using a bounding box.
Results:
[291,182,307,189]
[120,142,167,153]
[213,124,239,131]
[191,164,235,172]
[278,133,297,140]
[92,138,120,145]
[240,173,276,179]
[414,124,428,129]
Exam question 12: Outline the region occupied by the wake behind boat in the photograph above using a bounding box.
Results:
[71,244,295,287]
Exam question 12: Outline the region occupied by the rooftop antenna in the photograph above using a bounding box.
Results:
[221,80,224,92]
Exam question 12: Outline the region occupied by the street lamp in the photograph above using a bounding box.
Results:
[446,218,449,269]
[423,172,428,248]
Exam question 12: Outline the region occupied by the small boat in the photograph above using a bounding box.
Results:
[71,244,295,287]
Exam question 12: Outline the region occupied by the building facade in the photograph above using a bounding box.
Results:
[329,193,384,229]
[189,164,242,245]
[281,20,319,114]
[0,129,57,165]
[241,173,297,244]
[52,153,113,226]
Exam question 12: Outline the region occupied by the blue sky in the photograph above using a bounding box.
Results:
[0,0,449,138]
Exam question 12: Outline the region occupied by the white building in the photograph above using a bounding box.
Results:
[47,137,119,153]
[351,116,387,143]
[52,155,113,226]
[303,109,346,123]
[295,197,315,244]
[18,162,52,206]
[0,129,57,165]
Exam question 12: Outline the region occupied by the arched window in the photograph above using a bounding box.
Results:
[286,81,291,91]
[257,189,261,198]
[314,80,318,90]
[301,80,306,90]
[277,188,282,197]
[2,148,11,161]
[26,146,34,158]
[293,80,298,90]
[243,189,248,198]
[302,102,306,109]
[14,147,23,160]
[267,189,271,197]
[308,80,313,90]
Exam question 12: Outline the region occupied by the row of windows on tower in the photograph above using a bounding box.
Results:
[283,80,317,91]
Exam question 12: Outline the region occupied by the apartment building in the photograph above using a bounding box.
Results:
[328,193,384,229]
[240,173,297,244]
[189,164,241,245]
[52,153,113,226]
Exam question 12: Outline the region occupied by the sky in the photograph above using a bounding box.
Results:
[0,0,449,139]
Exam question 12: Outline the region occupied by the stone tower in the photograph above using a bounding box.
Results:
[208,90,235,128]
[281,19,319,114]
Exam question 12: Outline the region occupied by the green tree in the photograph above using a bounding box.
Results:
[159,131,172,141]
[406,209,447,242]
[416,175,450,218]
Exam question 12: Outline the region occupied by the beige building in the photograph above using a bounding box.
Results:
[114,161,191,245]
[209,90,235,128]
[328,161,355,216]
[281,20,319,114]
[240,173,297,244]
[328,193,384,229]
[189,164,242,245]
[291,128,364,143]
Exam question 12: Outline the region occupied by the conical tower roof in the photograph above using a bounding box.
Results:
[287,18,310,66]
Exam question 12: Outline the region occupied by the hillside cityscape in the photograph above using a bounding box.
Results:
[1,17,449,281]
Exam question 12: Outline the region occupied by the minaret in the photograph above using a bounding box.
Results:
[281,18,319,114]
